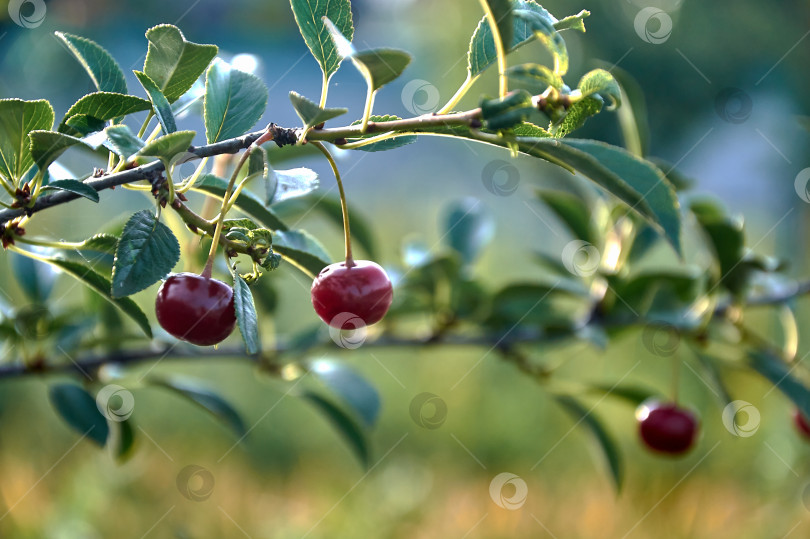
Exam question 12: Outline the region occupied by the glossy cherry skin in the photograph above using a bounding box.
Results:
[638,402,698,455]
[155,273,236,346]
[794,409,810,440]
[311,260,393,329]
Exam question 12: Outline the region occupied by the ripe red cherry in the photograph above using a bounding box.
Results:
[637,401,698,455]
[311,260,393,329]
[793,409,810,440]
[155,273,236,346]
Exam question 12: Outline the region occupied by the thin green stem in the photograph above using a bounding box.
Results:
[312,141,352,266]
[671,354,681,405]
[360,87,376,133]
[137,111,154,138]
[14,235,88,250]
[478,0,508,98]
[176,156,210,194]
[319,72,330,109]
[144,123,162,145]
[438,74,477,114]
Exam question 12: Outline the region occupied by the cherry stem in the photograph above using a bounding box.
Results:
[671,354,681,405]
[311,141,353,267]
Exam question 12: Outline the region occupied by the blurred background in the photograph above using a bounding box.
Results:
[1,0,810,537]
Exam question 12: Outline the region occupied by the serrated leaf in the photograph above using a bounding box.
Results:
[137,130,196,162]
[195,174,288,231]
[348,48,412,92]
[538,190,594,243]
[55,32,127,94]
[28,130,83,172]
[104,125,145,160]
[0,99,55,182]
[507,63,563,92]
[73,233,119,254]
[468,0,570,78]
[554,96,603,137]
[204,59,268,143]
[748,349,810,421]
[484,0,514,52]
[112,210,180,298]
[41,179,99,203]
[143,24,218,103]
[290,0,354,81]
[444,198,494,266]
[311,359,381,428]
[554,395,622,491]
[49,384,110,447]
[514,9,568,75]
[148,376,247,436]
[59,93,151,135]
[554,10,590,32]
[289,91,347,131]
[301,390,369,468]
[134,71,177,134]
[345,115,417,152]
[65,114,108,136]
[578,69,621,108]
[272,229,331,277]
[231,271,260,355]
[511,121,551,137]
[520,139,681,255]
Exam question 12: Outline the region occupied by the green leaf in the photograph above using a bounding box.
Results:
[484,0,514,52]
[553,9,590,32]
[55,32,127,94]
[511,121,551,137]
[310,359,381,428]
[489,283,592,329]
[112,210,180,298]
[481,90,534,131]
[104,125,145,159]
[468,1,570,78]
[345,115,417,152]
[538,190,594,243]
[22,255,151,337]
[65,114,108,136]
[72,233,119,254]
[137,130,196,162]
[554,96,603,138]
[507,63,563,92]
[577,69,621,108]
[28,130,83,172]
[290,0,354,81]
[0,99,55,182]
[272,229,331,277]
[204,59,268,143]
[514,8,568,75]
[111,418,137,462]
[11,246,57,303]
[41,179,99,203]
[289,91,347,131]
[49,384,109,447]
[195,174,288,231]
[748,349,810,421]
[143,24,218,103]
[348,49,412,92]
[59,93,151,134]
[690,198,746,295]
[301,390,369,468]
[231,271,260,355]
[522,139,682,255]
[148,376,247,436]
[444,198,494,266]
[554,395,622,491]
[134,71,176,134]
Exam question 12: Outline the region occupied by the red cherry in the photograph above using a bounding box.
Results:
[793,409,810,440]
[311,260,393,329]
[155,273,236,346]
[637,401,698,455]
